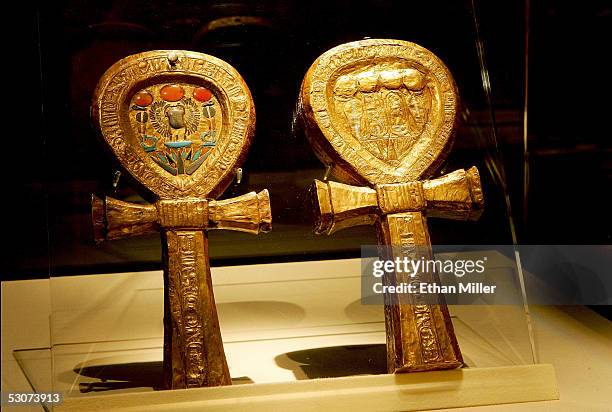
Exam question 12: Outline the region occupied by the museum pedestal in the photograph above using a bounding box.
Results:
[5,258,612,411]
[13,254,545,410]
[57,364,558,411]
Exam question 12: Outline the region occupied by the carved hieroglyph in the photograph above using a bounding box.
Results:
[128,83,223,176]
[93,50,255,199]
[299,39,484,373]
[332,66,434,165]
[300,39,457,186]
[92,51,271,389]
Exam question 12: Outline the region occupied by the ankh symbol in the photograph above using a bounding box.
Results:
[91,50,271,388]
[298,39,484,372]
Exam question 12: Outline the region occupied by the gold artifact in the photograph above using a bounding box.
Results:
[91,50,271,388]
[298,39,484,372]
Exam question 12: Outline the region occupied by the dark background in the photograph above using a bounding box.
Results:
[4,0,611,281]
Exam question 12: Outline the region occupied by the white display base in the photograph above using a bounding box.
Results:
[58,364,558,412]
[47,254,538,399]
[39,255,554,410]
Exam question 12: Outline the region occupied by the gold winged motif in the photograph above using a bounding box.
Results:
[129,83,221,177]
[149,100,171,138]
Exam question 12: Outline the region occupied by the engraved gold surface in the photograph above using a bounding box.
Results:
[312,167,484,235]
[91,51,269,389]
[299,39,484,373]
[377,212,463,372]
[129,83,223,142]
[300,39,458,186]
[128,83,224,177]
[93,50,255,199]
[91,190,271,241]
[164,230,229,388]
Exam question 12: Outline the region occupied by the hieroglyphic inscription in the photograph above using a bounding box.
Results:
[302,39,458,184]
[93,51,255,199]
[177,232,205,387]
[301,40,475,373]
[166,231,206,387]
[332,67,432,165]
[157,199,208,228]
[388,212,443,365]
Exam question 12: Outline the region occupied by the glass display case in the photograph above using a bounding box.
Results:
[9,0,576,410]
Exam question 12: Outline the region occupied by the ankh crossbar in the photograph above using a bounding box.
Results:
[91,50,271,388]
[298,39,485,372]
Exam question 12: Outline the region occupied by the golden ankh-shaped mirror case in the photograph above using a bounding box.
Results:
[92,50,271,389]
[299,39,485,373]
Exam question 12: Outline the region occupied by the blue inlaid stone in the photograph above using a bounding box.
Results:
[192,148,202,161]
[165,141,192,148]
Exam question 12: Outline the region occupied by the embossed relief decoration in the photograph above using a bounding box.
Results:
[331,64,434,166]
[130,83,221,176]
[303,39,458,184]
[93,50,255,199]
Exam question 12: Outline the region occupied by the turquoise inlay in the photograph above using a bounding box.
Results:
[141,135,158,152]
[201,131,216,147]
[176,151,184,174]
[165,141,192,148]
[156,153,167,164]
[186,149,213,174]
[181,150,189,159]
[192,148,202,161]
[141,143,156,152]
[186,154,205,174]
[152,154,178,175]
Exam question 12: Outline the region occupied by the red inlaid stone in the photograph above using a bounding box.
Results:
[193,87,213,102]
[133,91,153,107]
[160,84,184,102]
